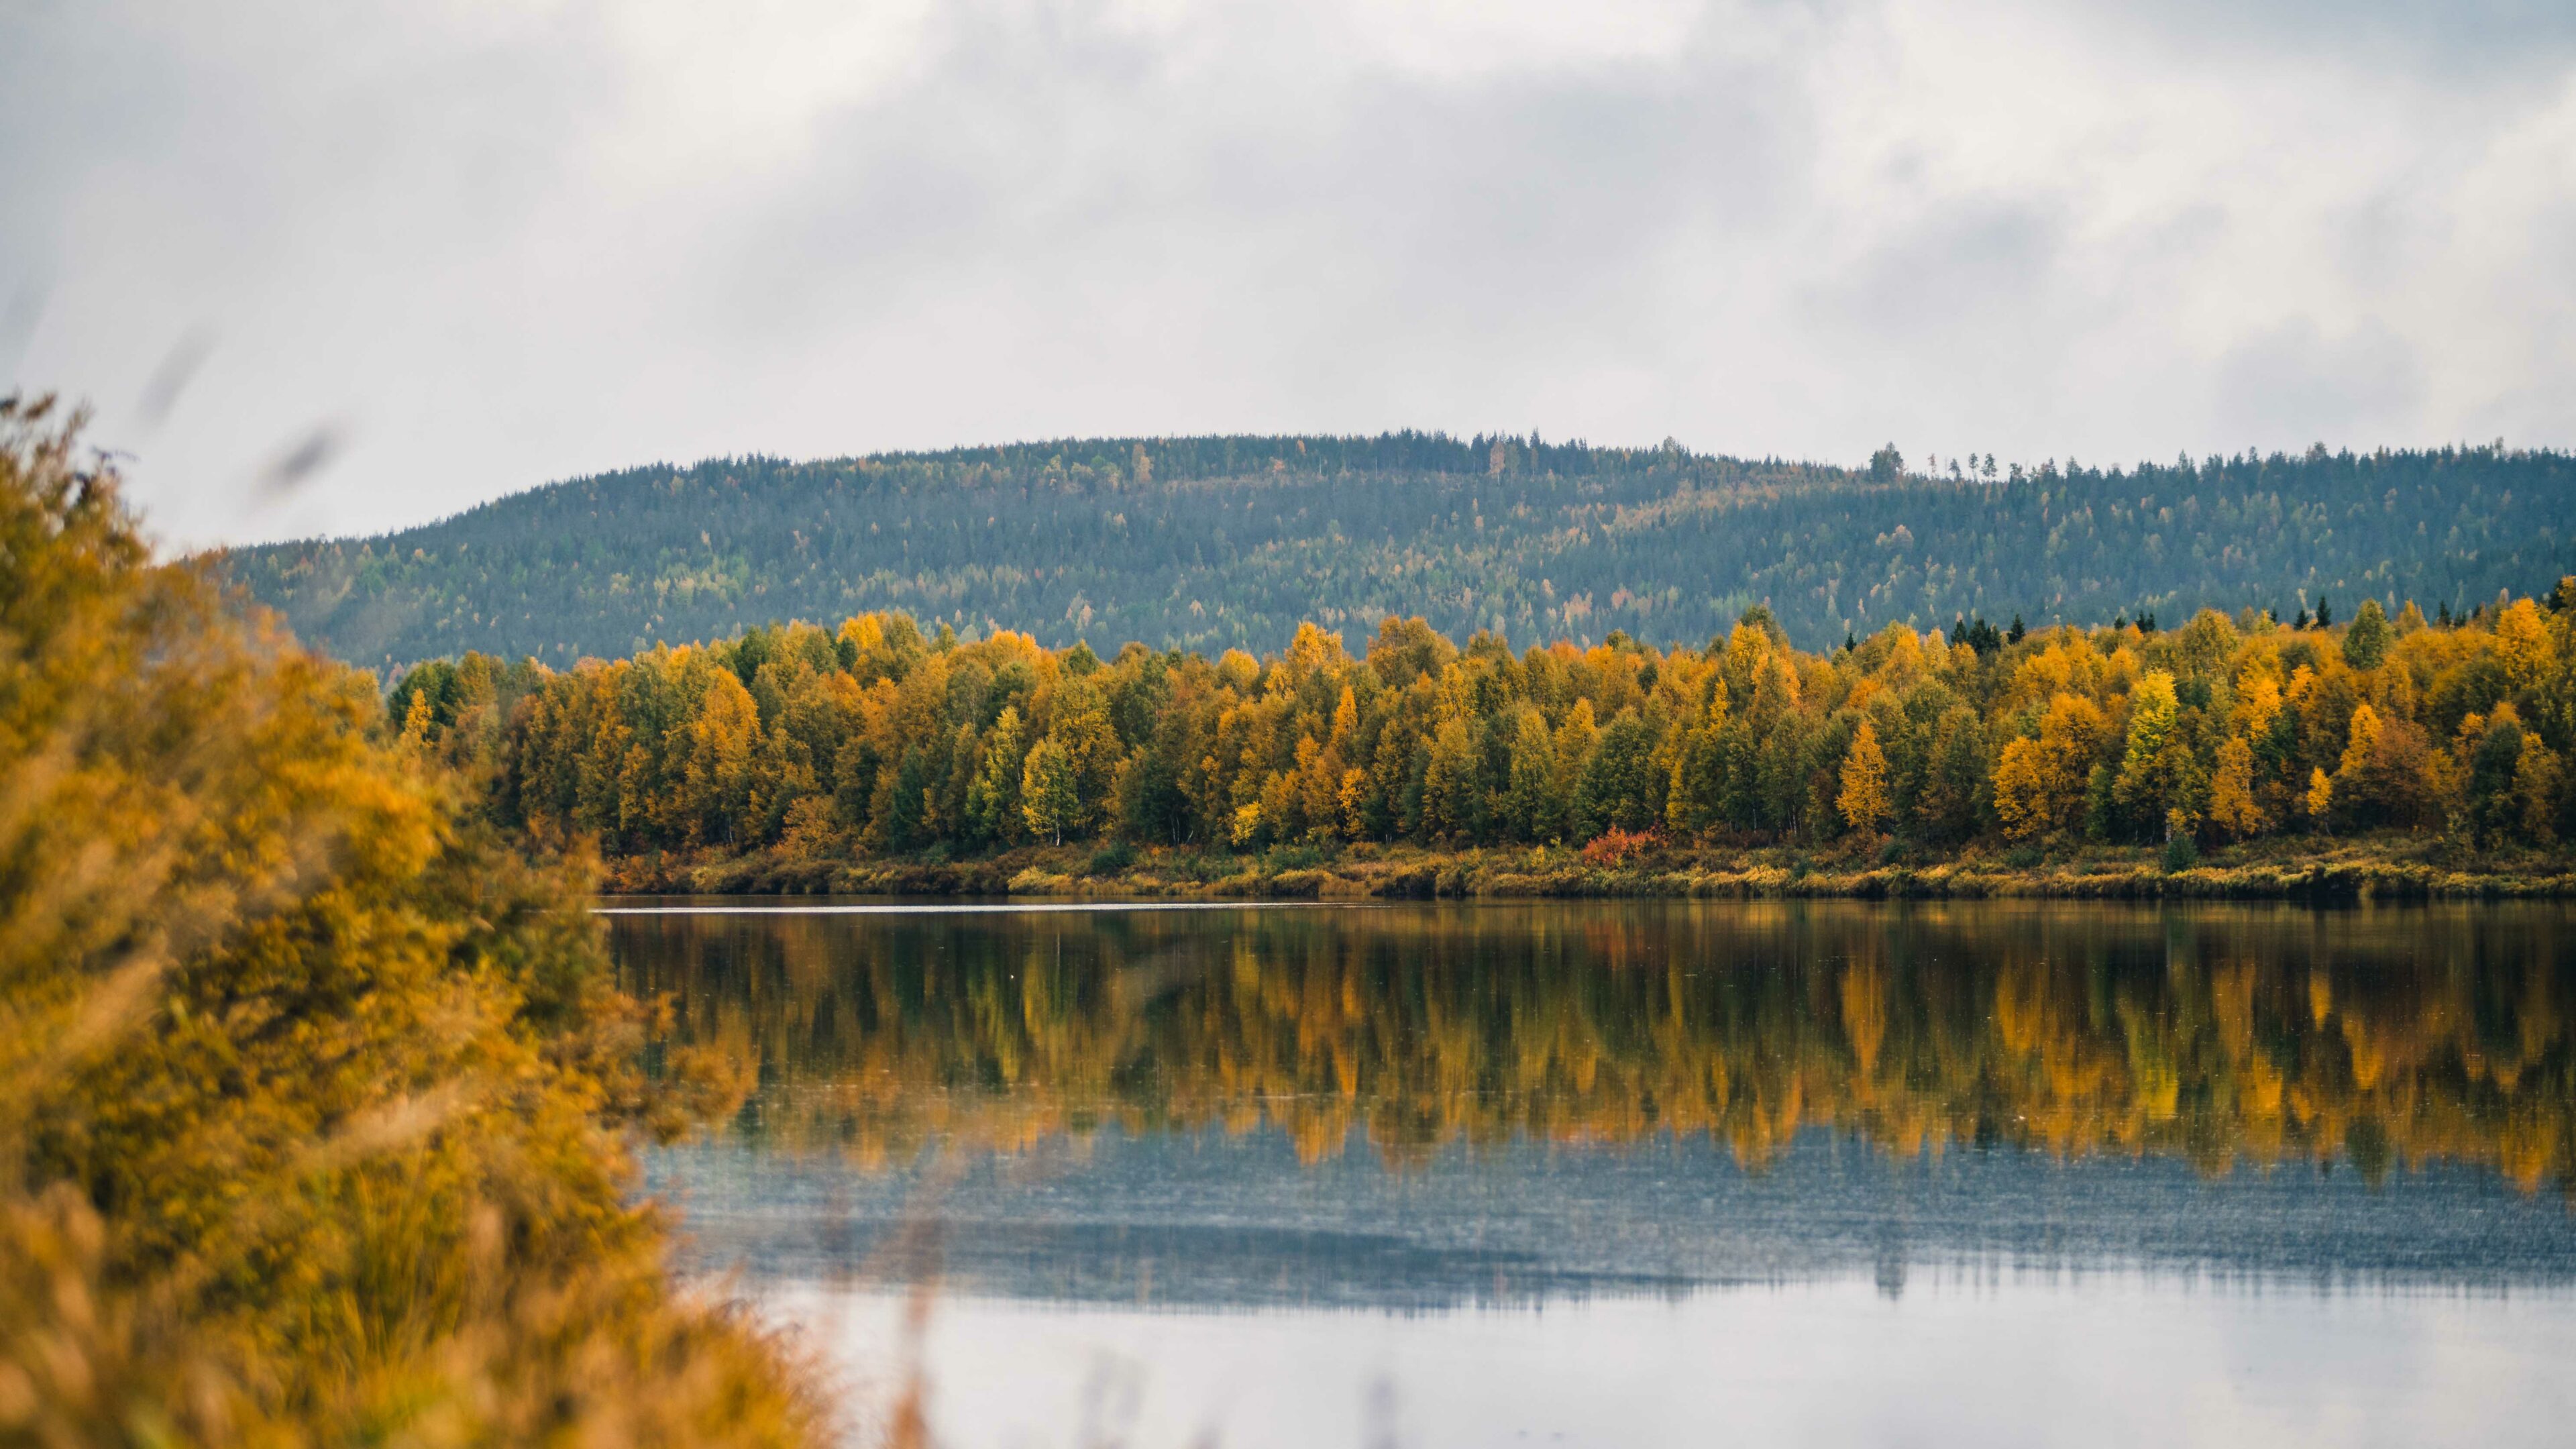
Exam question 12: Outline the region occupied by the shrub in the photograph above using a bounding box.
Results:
[1086,839,1137,875]
[1581,826,1661,868]
[0,398,824,1446]
[1263,843,1325,872]
[1171,851,1236,883]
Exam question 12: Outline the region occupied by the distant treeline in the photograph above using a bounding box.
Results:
[227,434,2576,667]
[397,578,2576,864]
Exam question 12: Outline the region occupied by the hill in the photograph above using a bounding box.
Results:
[220,433,2576,669]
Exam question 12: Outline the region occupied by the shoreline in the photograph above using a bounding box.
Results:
[593,837,2576,904]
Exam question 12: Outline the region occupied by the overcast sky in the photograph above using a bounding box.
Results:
[5,0,2573,549]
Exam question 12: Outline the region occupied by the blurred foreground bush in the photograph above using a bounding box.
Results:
[0,395,824,1446]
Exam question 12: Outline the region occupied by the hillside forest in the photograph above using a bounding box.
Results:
[228,435,2576,669]
[396,582,2576,869]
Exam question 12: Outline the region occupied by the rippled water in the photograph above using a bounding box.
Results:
[620,900,2576,1447]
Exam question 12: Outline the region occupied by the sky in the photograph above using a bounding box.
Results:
[4,0,2573,550]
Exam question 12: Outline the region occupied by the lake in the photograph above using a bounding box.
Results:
[616,900,2576,1448]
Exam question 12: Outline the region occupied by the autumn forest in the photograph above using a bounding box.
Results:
[394,578,2576,875]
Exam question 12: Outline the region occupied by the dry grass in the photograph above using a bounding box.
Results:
[593,830,2576,904]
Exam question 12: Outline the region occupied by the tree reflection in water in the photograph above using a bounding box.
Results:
[617,902,2576,1196]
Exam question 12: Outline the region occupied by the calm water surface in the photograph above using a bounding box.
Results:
[616,900,2576,1447]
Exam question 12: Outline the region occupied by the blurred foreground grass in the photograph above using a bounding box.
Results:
[0,394,830,1446]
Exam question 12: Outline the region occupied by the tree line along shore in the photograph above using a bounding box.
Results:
[392,578,2576,898]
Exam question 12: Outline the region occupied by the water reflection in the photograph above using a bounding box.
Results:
[621,901,2576,1193]
[625,902,2576,1445]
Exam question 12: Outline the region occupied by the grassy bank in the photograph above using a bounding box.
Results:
[599,833,2576,904]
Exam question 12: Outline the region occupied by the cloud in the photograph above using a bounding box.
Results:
[2211,319,2422,449]
[2,0,2572,547]
[2076,0,2576,76]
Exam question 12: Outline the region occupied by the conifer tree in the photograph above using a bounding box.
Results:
[2343,598,2394,669]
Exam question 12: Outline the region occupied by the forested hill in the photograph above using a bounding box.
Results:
[219,433,2575,671]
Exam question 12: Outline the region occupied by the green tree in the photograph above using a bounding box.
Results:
[1421,716,1486,843]
[2084,763,2118,841]
[1021,735,1081,844]
[2113,672,2203,839]
[1044,677,1126,835]
[1918,706,1988,843]
[1503,705,1561,842]
[1575,707,1664,839]
[2343,598,2394,669]
[1664,683,1731,838]
[873,744,934,851]
[969,704,1028,846]
[1552,699,1601,824]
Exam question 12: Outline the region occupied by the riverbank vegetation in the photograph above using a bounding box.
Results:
[399,566,2576,897]
[586,833,2576,904]
[0,398,824,1444]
